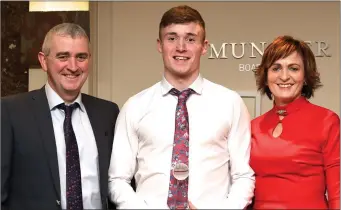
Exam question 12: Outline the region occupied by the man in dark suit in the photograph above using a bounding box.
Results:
[1,23,119,210]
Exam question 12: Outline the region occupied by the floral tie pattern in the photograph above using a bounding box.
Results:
[58,103,83,210]
[167,88,195,210]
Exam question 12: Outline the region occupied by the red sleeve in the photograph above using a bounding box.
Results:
[323,113,340,209]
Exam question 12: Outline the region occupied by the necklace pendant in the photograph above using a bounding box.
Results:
[277,109,287,116]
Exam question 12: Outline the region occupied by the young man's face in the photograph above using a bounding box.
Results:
[157,22,208,81]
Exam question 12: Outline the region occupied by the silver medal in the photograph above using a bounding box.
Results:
[173,162,189,180]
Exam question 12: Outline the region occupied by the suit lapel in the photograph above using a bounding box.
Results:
[31,87,61,199]
[82,95,108,201]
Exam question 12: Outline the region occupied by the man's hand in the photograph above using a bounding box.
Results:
[188,201,197,210]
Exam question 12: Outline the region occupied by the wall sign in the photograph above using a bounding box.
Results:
[208,41,331,72]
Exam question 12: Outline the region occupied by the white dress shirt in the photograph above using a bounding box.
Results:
[108,75,255,209]
[45,83,102,209]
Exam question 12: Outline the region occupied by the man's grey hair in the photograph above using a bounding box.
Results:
[42,23,90,56]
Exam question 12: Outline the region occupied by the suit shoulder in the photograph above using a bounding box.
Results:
[81,94,119,109]
[1,89,41,104]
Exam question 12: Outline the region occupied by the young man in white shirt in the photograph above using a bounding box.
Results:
[109,5,255,209]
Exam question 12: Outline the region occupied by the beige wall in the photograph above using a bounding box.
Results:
[90,2,340,117]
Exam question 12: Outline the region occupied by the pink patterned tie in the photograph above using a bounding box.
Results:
[167,88,194,209]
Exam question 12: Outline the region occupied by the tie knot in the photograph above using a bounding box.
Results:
[57,103,79,117]
[169,88,195,102]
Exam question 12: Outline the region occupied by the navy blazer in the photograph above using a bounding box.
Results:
[1,87,119,210]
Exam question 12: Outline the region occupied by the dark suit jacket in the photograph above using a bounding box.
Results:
[1,87,119,210]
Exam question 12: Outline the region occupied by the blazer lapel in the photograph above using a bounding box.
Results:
[82,95,108,201]
[31,87,61,199]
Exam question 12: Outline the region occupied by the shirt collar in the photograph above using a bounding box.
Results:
[45,82,85,112]
[160,74,204,96]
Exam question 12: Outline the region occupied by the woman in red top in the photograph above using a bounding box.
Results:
[250,35,340,209]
